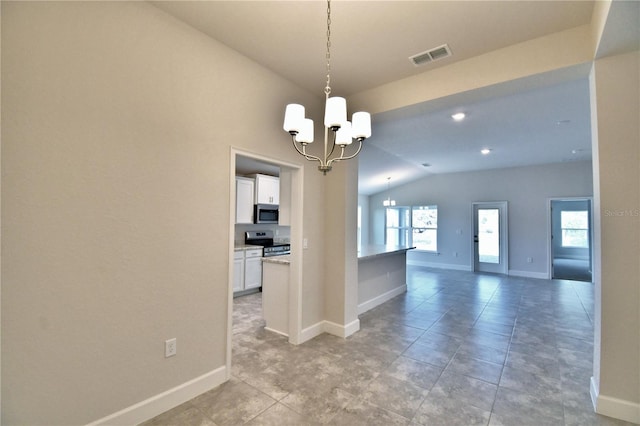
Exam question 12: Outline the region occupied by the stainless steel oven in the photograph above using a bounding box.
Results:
[245,230,290,257]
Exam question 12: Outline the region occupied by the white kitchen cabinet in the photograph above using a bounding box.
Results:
[233,250,245,292]
[250,174,279,205]
[244,248,263,290]
[235,177,255,224]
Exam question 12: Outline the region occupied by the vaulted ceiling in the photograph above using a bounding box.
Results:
[151,1,638,195]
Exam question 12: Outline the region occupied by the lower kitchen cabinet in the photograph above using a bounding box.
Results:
[233,247,263,294]
[244,248,263,290]
[233,250,244,292]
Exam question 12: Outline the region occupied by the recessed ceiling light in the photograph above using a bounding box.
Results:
[481,148,491,155]
[557,119,571,125]
[451,112,466,121]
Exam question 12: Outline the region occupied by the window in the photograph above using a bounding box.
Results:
[561,211,589,248]
[386,205,437,251]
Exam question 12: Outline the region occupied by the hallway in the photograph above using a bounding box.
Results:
[143,267,630,425]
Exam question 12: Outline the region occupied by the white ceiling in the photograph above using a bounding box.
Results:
[150,1,638,195]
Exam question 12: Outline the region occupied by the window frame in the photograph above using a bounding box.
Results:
[385,205,438,252]
[560,210,589,249]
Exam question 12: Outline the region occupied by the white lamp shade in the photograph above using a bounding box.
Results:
[335,121,352,146]
[352,111,371,139]
[295,118,314,143]
[283,104,305,133]
[324,97,347,128]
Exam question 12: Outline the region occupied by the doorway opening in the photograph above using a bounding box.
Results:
[228,149,303,378]
[549,198,593,282]
[473,201,509,274]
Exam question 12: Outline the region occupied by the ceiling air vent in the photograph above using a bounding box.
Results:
[409,44,452,67]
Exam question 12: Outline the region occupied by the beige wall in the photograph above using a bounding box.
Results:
[2,0,638,424]
[323,159,359,330]
[1,2,327,424]
[591,49,640,415]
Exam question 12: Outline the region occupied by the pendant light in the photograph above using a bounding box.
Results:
[282,0,371,174]
[383,177,396,207]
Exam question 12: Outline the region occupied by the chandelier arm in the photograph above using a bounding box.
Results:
[327,140,364,166]
[291,134,323,164]
[327,128,337,159]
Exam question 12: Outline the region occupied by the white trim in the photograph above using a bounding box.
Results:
[299,319,362,342]
[87,366,226,426]
[407,259,472,271]
[472,201,509,275]
[590,376,599,411]
[548,197,594,281]
[228,147,304,349]
[358,284,407,315]
[324,319,360,338]
[591,377,640,424]
[300,321,325,343]
[508,269,548,279]
[264,326,288,338]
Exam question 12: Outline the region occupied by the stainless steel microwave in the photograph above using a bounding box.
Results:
[254,204,279,224]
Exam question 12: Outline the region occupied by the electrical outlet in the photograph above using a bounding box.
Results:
[165,338,177,358]
[527,257,533,263]
[303,238,308,249]
[453,251,458,257]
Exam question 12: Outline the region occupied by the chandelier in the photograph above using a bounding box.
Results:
[282,0,371,174]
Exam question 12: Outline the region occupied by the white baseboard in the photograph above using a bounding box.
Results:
[300,318,361,342]
[87,366,227,426]
[508,269,548,279]
[324,318,360,338]
[407,259,472,271]
[591,376,640,424]
[358,284,407,315]
[264,326,288,338]
[300,321,325,343]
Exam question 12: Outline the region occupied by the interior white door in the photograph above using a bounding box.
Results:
[473,202,508,274]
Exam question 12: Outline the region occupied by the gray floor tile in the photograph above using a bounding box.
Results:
[191,378,276,425]
[245,402,319,426]
[446,352,504,384]
[331,398,410,425]
[456,341,508,365]
[490,386,564,425]
[361,374,429,419]
[384,356,443,390]
[279,385,355,424]
[139,402,215,426]
[144,267,612,426]
[403,339,458,367]
[413,393,491,426]
[499,366,562,401]
[428,370,498,412]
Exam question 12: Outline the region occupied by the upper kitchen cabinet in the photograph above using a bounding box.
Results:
[235,176,255,224]
[250,174,279,205]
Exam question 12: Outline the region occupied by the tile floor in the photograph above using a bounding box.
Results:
[142,266,634,426]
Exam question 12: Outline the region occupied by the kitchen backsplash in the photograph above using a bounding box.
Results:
[234,223,290,245]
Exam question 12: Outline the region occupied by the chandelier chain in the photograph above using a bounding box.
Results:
[325,0,331,96]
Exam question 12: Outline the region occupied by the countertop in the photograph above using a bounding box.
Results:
[235,244,263,251]
[357,244,415,260]
[261,255,290,265]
